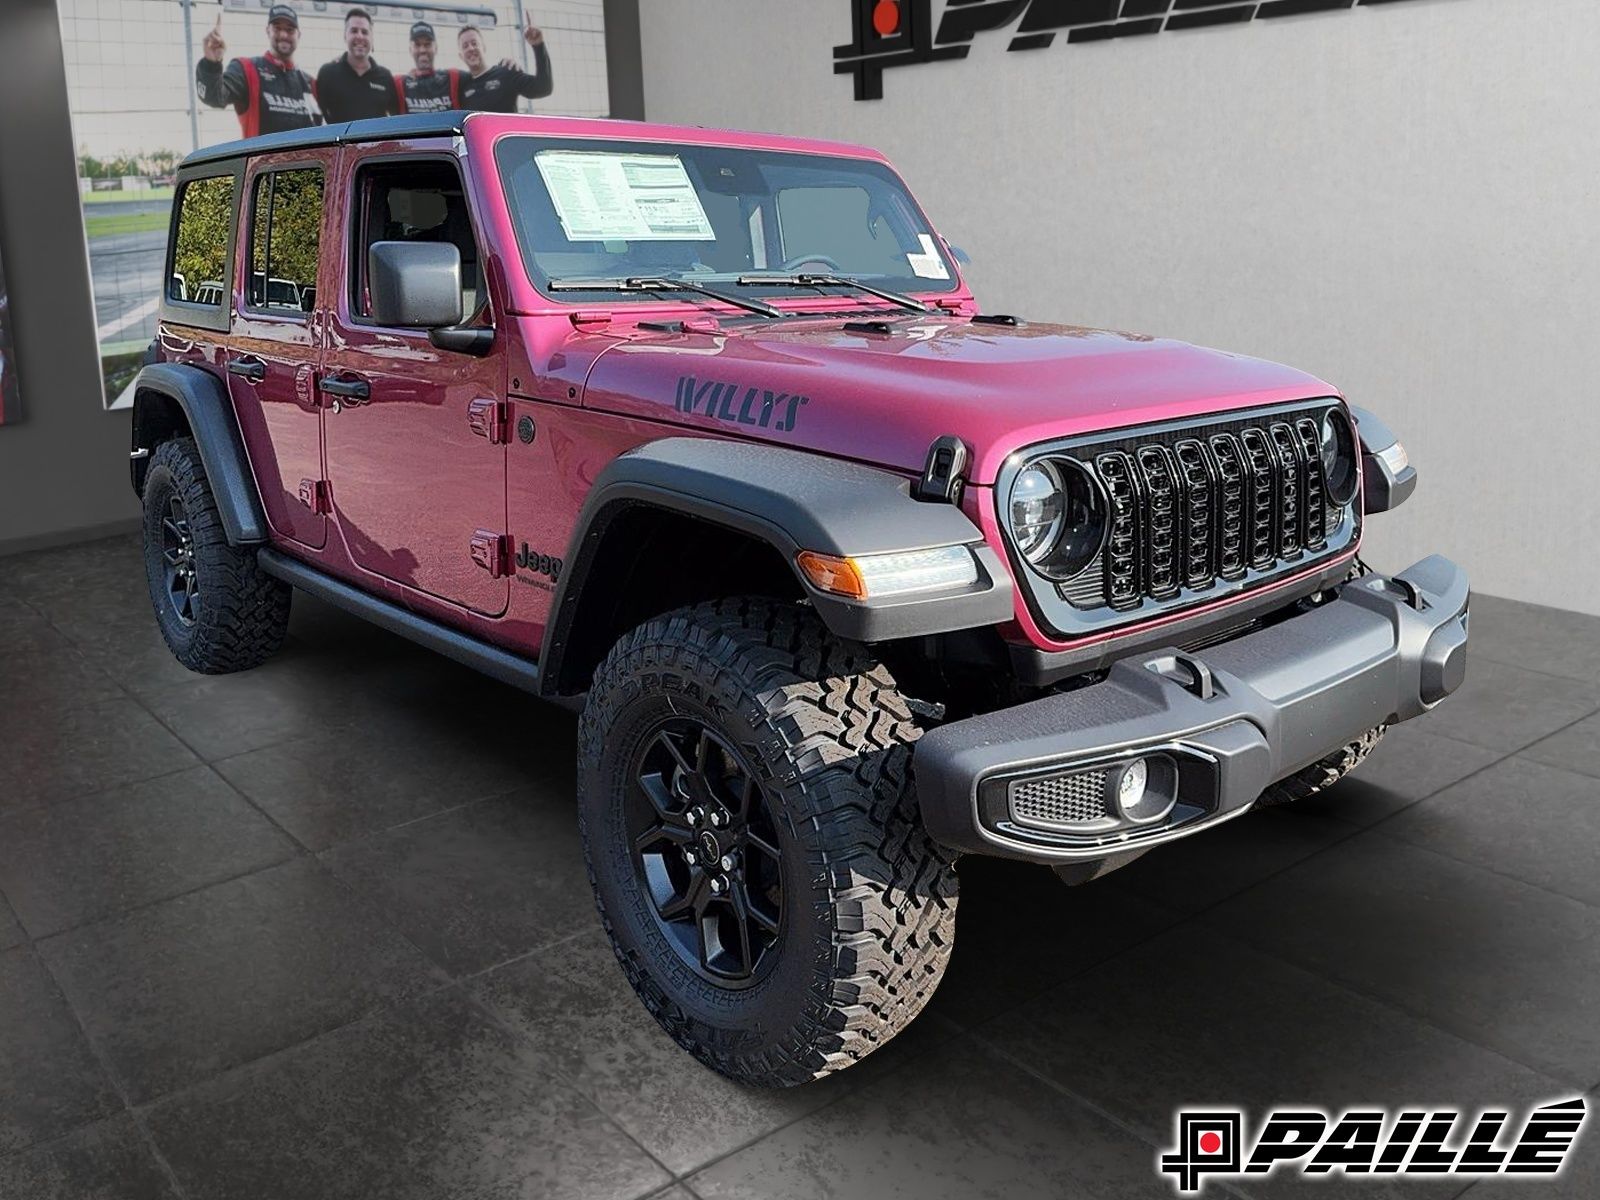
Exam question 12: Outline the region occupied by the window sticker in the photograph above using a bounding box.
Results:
[535,151,715,242]
[906,233,950,280]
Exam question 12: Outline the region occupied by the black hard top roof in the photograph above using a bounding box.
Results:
[180,112,468,169]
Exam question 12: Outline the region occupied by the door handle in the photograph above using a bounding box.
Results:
[319,377,371,400]
[319,376,371,413]
[227,357,266,383]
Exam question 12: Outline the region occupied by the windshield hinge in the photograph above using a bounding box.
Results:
[914,435,970,505]
[570,309,613,328]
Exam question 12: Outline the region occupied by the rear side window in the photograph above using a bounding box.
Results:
[247,167,324,314]
[168,175,234,304]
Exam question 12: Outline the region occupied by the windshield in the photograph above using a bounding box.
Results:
[494,136,960,304]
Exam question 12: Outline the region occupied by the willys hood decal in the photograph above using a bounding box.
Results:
[580,315,1336,484]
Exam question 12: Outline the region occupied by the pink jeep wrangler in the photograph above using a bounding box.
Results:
[133,112,1467,1086]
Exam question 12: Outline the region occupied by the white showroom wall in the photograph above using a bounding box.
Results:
[639,0,1600,615]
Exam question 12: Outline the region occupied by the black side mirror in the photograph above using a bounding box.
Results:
[948,244,972,267]
[367,241,463,329]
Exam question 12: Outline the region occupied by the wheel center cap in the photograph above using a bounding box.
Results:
[698,830,721,864]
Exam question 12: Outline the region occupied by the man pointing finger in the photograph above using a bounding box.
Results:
[196,4,319,137]
[458,16,554,112]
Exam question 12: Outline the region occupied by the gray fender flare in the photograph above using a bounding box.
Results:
[539,437,1014,688]
[131,363,269,545]
[1351,405,1417,514]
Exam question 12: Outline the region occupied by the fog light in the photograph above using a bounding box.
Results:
[1108,756,1177,825]
[1116,758,1147,807]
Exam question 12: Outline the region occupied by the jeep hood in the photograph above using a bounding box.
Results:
[581,315,1337,484]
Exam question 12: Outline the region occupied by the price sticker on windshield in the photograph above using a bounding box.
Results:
[906,233,950,280]
[535,151,715,242]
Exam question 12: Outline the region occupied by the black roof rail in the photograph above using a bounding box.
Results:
[179,112,470,169]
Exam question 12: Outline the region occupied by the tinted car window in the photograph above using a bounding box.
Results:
[248,167,324,313]
[350,160,483,321]
[168,175,234,304]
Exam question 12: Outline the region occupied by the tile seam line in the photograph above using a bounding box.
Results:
[9,585,322,858]
[128,976,463,1121]
[1362,821,1600,914]
[0,762,202,824]
[1510,742,1600,787]
[1188,911,1595,1092]
[667,1021,970,1185]
[23,942,195,1199]
[1465,646,1600,686]
[25,850,303,946]
[953,739,1544,1069]
[451,983,682,1190]
[304,779,549,854]
[26,869,595,1120]
[958,1029,1258,1200]
[50,860,457,1117]
[305,842,668,1131]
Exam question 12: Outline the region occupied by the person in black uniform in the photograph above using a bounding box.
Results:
[457,17,554,112]
[196,4,319,137]
[394,21,463,113]
[314,8,398,123]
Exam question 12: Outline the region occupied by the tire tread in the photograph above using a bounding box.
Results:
[578,597,958,1087]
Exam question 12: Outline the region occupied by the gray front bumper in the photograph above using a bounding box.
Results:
[915,555,1470,864]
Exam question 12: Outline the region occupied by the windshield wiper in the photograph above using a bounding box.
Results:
[547,275,781,319]
[736,272,930,314]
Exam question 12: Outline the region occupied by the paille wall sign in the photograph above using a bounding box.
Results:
[835,0,1439,100]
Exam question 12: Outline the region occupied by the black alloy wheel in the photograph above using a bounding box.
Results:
[159,493,200,626]
[627,717,784,987]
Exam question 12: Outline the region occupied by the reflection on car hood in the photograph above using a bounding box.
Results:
[581,314,1337,484]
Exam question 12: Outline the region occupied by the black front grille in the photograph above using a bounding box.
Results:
[1015,400,1357,623]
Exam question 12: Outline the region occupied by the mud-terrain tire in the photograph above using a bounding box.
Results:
[1254,725,1387,808]
[141,437,291,674]
[577,597,959,1087]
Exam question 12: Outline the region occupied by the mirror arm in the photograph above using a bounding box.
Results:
[428,326,495,357]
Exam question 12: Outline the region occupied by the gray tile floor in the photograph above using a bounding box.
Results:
[1,536,1597,1199]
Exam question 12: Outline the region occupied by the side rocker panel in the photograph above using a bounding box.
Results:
[131,362,269,545]
[540,438,1015,694]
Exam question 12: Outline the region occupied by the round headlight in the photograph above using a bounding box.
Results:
[1319,409,1359,507]
[1008,458,1107,581]
[1009,460,1066,564]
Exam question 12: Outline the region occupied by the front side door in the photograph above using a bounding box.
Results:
[320,148,508,617]
[223,152,334,550]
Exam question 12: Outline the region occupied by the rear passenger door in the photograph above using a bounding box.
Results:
[320,148,508,618]
[223,152,334,550]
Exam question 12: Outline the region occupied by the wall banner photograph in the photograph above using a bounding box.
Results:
[58,0,609,409]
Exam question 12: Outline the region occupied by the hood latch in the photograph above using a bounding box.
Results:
[914,435,970,505]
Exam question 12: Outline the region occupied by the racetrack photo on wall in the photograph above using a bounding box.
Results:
[58,0,605,409]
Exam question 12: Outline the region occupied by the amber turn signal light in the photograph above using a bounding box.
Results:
[796,551,868,600]
[797,545,979,600]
